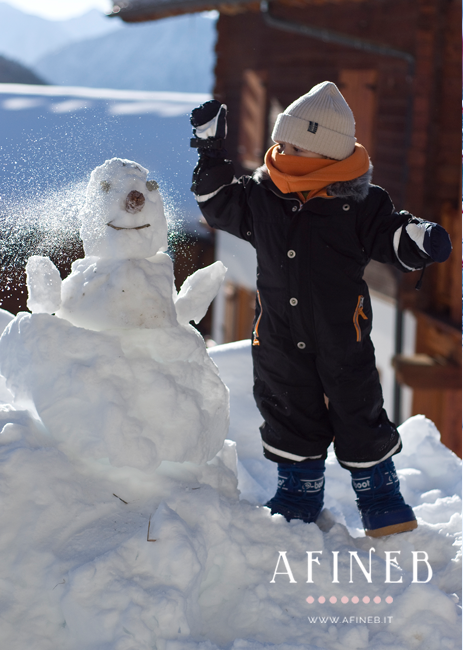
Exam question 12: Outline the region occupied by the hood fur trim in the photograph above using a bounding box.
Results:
[254,162,373,202]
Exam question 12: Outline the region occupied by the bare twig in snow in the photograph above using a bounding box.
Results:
[113,493,128,504]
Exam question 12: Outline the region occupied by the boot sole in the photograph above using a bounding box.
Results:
[365,519,418,537]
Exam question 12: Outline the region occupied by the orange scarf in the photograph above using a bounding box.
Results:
[265,143,371,201]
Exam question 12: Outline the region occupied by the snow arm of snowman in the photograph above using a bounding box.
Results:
[25,255,62,314]
[174,261,227,326]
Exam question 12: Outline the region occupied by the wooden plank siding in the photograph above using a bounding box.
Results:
[338,69,378,159]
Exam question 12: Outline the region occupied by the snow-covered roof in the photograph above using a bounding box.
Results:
[0,83,209,112]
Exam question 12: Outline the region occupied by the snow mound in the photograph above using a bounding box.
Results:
[0,312,228,470]
[0,339,460,649]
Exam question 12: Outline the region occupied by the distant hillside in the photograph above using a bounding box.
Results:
[33,14,217,93]
[0,55,46,84]
[0,3,122,66]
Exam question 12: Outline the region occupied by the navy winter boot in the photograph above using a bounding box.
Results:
[265,460,325,523]
[350,458,417,537]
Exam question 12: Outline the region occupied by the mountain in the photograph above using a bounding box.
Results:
[32,14,217,93]
[0,54,46,84]
[0,2,122,66]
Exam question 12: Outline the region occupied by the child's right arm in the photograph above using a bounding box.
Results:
[190,101,254,243]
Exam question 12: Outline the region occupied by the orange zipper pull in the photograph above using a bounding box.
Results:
[353,295,368,342]
[252,290,263,346]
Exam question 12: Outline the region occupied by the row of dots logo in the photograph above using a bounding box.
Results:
[306,596,394,604]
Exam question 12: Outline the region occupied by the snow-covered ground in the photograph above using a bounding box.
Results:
[0,331,460,649]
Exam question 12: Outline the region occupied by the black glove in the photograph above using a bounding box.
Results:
[190,99,227,150]
[401,214,452,263]
[422,223,452,263]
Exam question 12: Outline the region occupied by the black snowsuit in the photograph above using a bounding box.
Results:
[192,155,432,469]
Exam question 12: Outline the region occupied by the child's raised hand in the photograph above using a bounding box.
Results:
[190,99,227,150]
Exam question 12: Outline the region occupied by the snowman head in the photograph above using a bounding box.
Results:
[79,158,168,259]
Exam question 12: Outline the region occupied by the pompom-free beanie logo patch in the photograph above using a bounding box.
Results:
[307,121,318,134]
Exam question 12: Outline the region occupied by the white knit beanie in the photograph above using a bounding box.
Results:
[271,81,356,160]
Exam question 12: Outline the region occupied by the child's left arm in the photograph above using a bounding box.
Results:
[359,188,452,272]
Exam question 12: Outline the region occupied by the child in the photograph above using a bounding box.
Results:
[189,81,452,537]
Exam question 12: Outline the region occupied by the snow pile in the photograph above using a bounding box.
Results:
[0,314,227,469]
[0,334,460,649]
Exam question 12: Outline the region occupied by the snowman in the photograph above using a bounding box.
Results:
[26,157,225,331]
[0,158,229,470]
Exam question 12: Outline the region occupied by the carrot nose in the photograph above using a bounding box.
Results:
[125,190,145,213]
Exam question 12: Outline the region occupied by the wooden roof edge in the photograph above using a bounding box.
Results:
[108,0,257,21]
[108,0,367,22]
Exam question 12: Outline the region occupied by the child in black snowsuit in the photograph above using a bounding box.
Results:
[189,81,452,537]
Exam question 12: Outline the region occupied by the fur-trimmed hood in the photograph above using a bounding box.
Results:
[253,162,374,202]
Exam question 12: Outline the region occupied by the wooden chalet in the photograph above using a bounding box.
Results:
[112,0,461,455]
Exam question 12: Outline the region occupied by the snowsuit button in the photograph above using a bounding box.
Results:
[247,231,252,236]
[292,206,298,212]
[297,341,306,349]
[342,204,350,211]
[287,250,296,258]
[289,298,298,306]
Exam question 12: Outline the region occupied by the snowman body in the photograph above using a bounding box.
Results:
[58,254,177,331]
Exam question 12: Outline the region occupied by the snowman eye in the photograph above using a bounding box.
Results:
[100,181,111,193]
[146,180,159,192]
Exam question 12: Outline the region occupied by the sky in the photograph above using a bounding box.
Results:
[3,0,112,20]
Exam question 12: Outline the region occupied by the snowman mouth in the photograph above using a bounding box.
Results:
[106,222,151,230]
